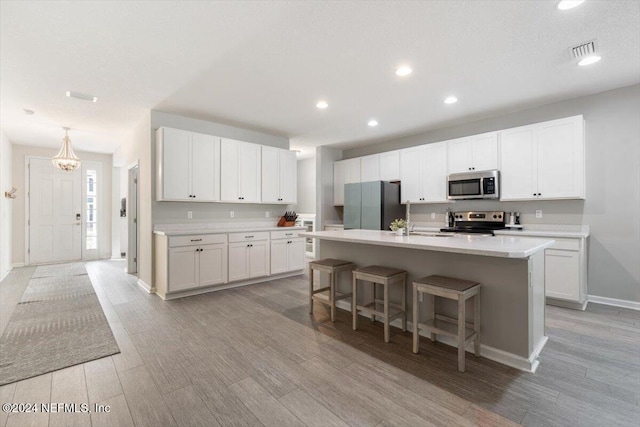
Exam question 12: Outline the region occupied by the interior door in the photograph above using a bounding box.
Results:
[29,157,82,264]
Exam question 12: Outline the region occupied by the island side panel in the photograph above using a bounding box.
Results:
[529,250,546,356]
[320,239,532,358]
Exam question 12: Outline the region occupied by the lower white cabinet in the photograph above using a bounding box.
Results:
[508,234,588,309]
[545,249,580,302]
[228,238,270,282]
[155,233,228,298]
[155,229,307,299]
[270,230,305,274]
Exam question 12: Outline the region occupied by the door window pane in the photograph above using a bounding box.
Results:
[86,170,97,250]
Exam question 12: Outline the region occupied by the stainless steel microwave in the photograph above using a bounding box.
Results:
[447,170,500,200]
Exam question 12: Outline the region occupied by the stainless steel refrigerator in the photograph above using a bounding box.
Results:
[344,181,403,230]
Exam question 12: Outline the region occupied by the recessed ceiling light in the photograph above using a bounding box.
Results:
[23,108,35,115]
[316,100,328,109]
[578,55,601,66]
[444,96,458,104]
[368,120,379,127]
[66,90,97,102]
[395,65,412,77]
[557,0,585,10]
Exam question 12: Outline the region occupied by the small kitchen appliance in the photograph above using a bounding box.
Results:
[447,170,500,200]
[440,211,507,235]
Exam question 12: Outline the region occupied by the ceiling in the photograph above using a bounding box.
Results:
[1,1,639,156]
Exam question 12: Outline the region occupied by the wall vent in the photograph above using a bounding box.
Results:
[570,40,598,60]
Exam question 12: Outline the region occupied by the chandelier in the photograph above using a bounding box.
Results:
[52,127,81,171]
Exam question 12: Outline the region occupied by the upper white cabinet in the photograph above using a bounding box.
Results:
[360,154,379,182]
[333,160,345,206]
[220,138,261,203]
[447,132,499,174]
[500,115,584,201]
[261,146,297,204]
[333,158,360,206]
[379,150,400,181]
[400,142,448,203]
[156,127,220,202]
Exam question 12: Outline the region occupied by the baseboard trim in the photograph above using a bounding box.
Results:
[588,295,640,311]
[334,300,545,373]
[157,271,304,301]
[11,263,24,268]
[137,279,156,294]
[546,297,588,311]
[0,268,12,283]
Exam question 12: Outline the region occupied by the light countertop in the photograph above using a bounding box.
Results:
[412,223,590,238]
[154,225,306,236]
[300,229,554,259]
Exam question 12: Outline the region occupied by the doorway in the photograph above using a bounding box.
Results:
[27,157,82,264]
[127,162,139,275]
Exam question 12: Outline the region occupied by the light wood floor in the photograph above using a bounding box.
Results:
[0,260,638,427]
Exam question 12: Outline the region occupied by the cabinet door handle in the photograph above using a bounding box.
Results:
[191,238,202,242]
[245,235,254,239]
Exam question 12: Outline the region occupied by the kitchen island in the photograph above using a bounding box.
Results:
[301,229,555,372]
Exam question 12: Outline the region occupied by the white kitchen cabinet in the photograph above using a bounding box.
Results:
[545,249,580,302]
[155,233,228,298]
[501,233,588,310]
[360,154,379,182]
[447,132,499,174]
[220,138,261,203]
[379,150,400,181]
[500,115,585,201]
[400,142,448,203]
[333,160,345,206]
[157,127,220,202]
[261,146,297,203]
[228,232,270,281]
[270,230,305,274]
[333,157,359,206]
[343,158,361,184]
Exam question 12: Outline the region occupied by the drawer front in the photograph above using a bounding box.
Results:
[169,234,227,247]
[270,230,300,240]
[228,231,270,243]
[549,238,580,251]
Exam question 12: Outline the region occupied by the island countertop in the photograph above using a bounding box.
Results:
[300,229,554,259]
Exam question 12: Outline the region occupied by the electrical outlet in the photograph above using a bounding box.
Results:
[265,211,270,218]
[431,212,436,220]
[418,293,424,302]
[230,211,235,218]
[187,211,192,219]
[536,210,542,218]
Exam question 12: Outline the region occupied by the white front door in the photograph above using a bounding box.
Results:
[29,157,82,264]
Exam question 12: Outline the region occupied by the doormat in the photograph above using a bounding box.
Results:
[0,264,120,385]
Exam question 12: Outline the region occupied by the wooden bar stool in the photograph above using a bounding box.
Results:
[352,266,407,342]
[412,275,481,372]
[309,259,356,321]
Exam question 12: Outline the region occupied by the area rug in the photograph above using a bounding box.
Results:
[0,264,120,385]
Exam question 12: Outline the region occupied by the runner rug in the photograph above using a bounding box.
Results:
[0,263,120,385]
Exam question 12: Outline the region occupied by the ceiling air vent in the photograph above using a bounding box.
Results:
[569,39,598,60]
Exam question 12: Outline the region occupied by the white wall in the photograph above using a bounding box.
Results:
[342,84,640,303]
[118,112,153,287]
[0,132,13,279]
[295,157,316,214]
[11,145,113,265]
[315,145,342,231]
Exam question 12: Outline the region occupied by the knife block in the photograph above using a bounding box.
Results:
[277,216,296,227]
